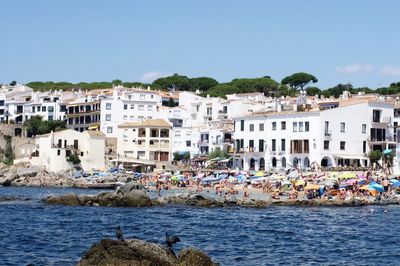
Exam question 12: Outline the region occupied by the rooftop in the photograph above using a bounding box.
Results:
[118,119,172,128]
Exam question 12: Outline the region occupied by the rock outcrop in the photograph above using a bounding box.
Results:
[155,192,223,207]
[78,239,217,266]
[43,182,152,207]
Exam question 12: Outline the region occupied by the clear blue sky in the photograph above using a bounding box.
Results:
[1,0,400,89]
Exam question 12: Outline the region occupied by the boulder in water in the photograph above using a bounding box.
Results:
[177,247,218,266]
[78,238,217,266]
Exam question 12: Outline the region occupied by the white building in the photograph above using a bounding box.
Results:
[231,97,395,171]
[34,129,106,172]
[116,119,172,163]
[100,86,162,138]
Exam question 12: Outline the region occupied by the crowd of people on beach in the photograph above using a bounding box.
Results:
[135,168,400,203]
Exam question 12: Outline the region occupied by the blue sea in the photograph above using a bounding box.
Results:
[0,186,399,266]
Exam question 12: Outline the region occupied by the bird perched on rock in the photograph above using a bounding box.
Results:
[116,226,123,241]
[165,233,180,248]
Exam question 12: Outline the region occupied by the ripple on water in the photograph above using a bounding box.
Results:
[1,187,400,265]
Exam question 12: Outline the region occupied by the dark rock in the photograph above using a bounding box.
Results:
[43,191,152,208]
[44,193,80,206]
[78,239,177,266]
[184,193,221,207]
[117,182,147,194]
[177,247,218,266]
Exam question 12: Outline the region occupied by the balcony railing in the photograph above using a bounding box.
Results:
[372,117,391,124]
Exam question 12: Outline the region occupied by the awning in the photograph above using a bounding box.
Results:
[334,154,367,160]
[110,158,156,165]
[219,158,232,163]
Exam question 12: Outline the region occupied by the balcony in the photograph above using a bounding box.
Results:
[200,140,209,146]
[371,117,391,125]
[368,136,394,143]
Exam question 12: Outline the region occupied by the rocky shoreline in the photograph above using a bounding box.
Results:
[0,162,130,188]
[42,182,400,208]
[78,238,217,266]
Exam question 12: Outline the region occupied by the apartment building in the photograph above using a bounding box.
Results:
[116,119,172,162]
[63,95,101,132]
[100,86,162,138]
[232,97,394,171]
[34,129,105,172]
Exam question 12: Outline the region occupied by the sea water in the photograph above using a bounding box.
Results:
[1,186,400,266]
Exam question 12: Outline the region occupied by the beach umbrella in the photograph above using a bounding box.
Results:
[295,180,305,186]
[383,149,393,155]
[346,179,358,185]
[390,179,400,188]
[255,171,265,177]
[357,179,367,185]
[341,172,356,179]
[170,176,180,182]
[369,182,384,192]
[304,184,322,190]
[359,184,370,190]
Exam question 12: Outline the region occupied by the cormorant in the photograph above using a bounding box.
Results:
[165,233,180,248]
[116,226,123,241]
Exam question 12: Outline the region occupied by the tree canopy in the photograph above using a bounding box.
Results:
[281,72,318,90]
[24,116,66,136]
[189,77,218,92]
[153,74,190,91]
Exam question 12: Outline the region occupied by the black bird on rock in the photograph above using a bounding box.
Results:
[165,233,180,248]
[116,226,123,241]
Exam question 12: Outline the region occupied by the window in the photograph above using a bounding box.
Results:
[249,139,254,148]
[324,121,330,135]
[305,122,309,132]
[293,122,297,132]
[151,95,154,99]
[138,151,145,157]
[299,122,304,132]
[281,139,286,151]
[57,150,60,156]
[372,109,381,123]
[138,105,144,111]
[259,140,264,152]
[48,106,54,112]
[324,140,329,150]
[138,116,144,121]
[42,106,46,112]
[147,105,153,111]
[123,115,127,120]
[363,141,366,153]
[131,104,135,109]
[272,122,277,130]
[123,104,128,110]
[272,139,276,151]
[175,130,181,137]
[140,94,145,100]
[32,106,35,113]
[105,114,111,121]
[340,141,345,150]
[259,123,264,131]
[340,122,346,133]
[130,116,134,120]
[362,124,366,133]
[107,126,113,133]
[147,116,152,120]
[186,140,191,147]
[281,121,286,130]
[240,120,244,131]
[250,124,254,132]
[106,103,111,110]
